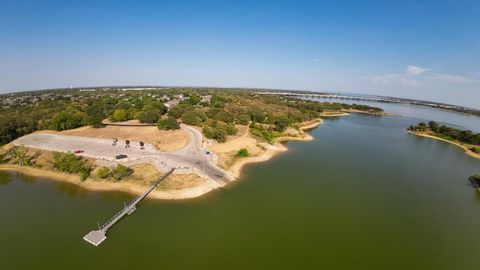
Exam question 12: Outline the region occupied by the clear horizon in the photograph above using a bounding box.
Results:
[1,0,479,108]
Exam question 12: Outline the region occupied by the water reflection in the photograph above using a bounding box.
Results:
[474,189,480,203]
[16,172,37,185]
[53,181,90,199]
[0,171,12,185]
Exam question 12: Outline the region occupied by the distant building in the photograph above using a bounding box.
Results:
[201,95,212,104]
[165,99,180,109]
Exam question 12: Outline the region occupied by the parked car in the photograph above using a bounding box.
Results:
[115,154,128,159]
[74,150,84,154]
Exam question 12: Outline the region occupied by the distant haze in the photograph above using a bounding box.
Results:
[1,1,479,108]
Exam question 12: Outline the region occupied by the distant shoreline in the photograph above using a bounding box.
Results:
[407,131,480,160]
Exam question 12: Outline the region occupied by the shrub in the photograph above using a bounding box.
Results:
[97,167,110,178]
[234,148,249,158]
[110,164,133,180]
[157,116,180,130]
[51,152,91,180]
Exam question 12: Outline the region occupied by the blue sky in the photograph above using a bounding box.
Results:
[1,0,479,108]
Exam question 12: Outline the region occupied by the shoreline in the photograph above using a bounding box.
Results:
[408,131,480,160]
[0,119,324,200]
[0,164,217,200]
[228,119,322,178]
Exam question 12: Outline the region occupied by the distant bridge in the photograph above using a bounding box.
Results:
[83,168,175,246]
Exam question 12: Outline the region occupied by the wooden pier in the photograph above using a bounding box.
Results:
[83,168,175,246]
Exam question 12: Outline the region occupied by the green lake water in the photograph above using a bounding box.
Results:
[1,113,480,270]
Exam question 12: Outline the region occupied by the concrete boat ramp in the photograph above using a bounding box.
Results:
[83,168,175,246]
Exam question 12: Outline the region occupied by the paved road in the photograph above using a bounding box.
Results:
[12,124,232,186]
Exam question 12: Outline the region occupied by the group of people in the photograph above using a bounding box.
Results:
[112,138,145,150]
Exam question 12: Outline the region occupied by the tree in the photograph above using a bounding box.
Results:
[237,114,251,125]
[428,121,439,132]
[168,103,192,119]
[213,129,227,143]
[50,109,87,131]
[274,116,289,132]
[214,111,235,123]
[250,110,266,123]
[137,105,162,123]
[110,109,127,122]
[182,110,206,126]
[157,116,180,130]
[187,95,201,105]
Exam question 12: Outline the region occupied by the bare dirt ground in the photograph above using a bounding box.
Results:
[58,125,188,151]
[207,125,264,169]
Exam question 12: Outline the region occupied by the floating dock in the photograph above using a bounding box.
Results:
[83,168,175,246]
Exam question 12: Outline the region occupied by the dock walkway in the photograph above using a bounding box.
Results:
[83,168,175,246]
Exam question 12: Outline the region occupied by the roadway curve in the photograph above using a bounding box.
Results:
[12,124,233,186]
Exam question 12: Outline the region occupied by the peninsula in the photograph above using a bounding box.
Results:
[0,87,384,199]
[408,121,480,159]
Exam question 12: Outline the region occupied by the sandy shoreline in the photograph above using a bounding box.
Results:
[229,119,322,178]
[408,131,480,160]
[0,119,324,200]
[0,164,216,200]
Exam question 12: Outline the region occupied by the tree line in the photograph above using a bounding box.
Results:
[408,121,480,152]
[0,89,384,145]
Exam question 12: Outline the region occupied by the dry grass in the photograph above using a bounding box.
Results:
[58,125,188,151]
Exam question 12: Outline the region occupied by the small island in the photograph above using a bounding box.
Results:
[0,88,384,199]
[408,121,480,159]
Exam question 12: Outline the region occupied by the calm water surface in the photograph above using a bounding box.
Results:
[1,108,480,270]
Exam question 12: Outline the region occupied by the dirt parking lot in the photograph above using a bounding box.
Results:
[57,125,189,151]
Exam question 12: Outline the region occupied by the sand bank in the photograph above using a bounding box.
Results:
[408,131,480,160]
[0,164,216,200]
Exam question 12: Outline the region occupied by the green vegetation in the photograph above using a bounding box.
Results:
[96,167,110,178]
[203,121,237,143]
[409,121,480,146]
[96,165,133,180]
[472,174,480,181]
[110,164,134,180]
[110,109,128,122]
[1,146,37,167]
[250,124,282,143]
[51,152,91,180]
[157,116,180,130]
[0,88,383,146]
[234,148,249,158]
